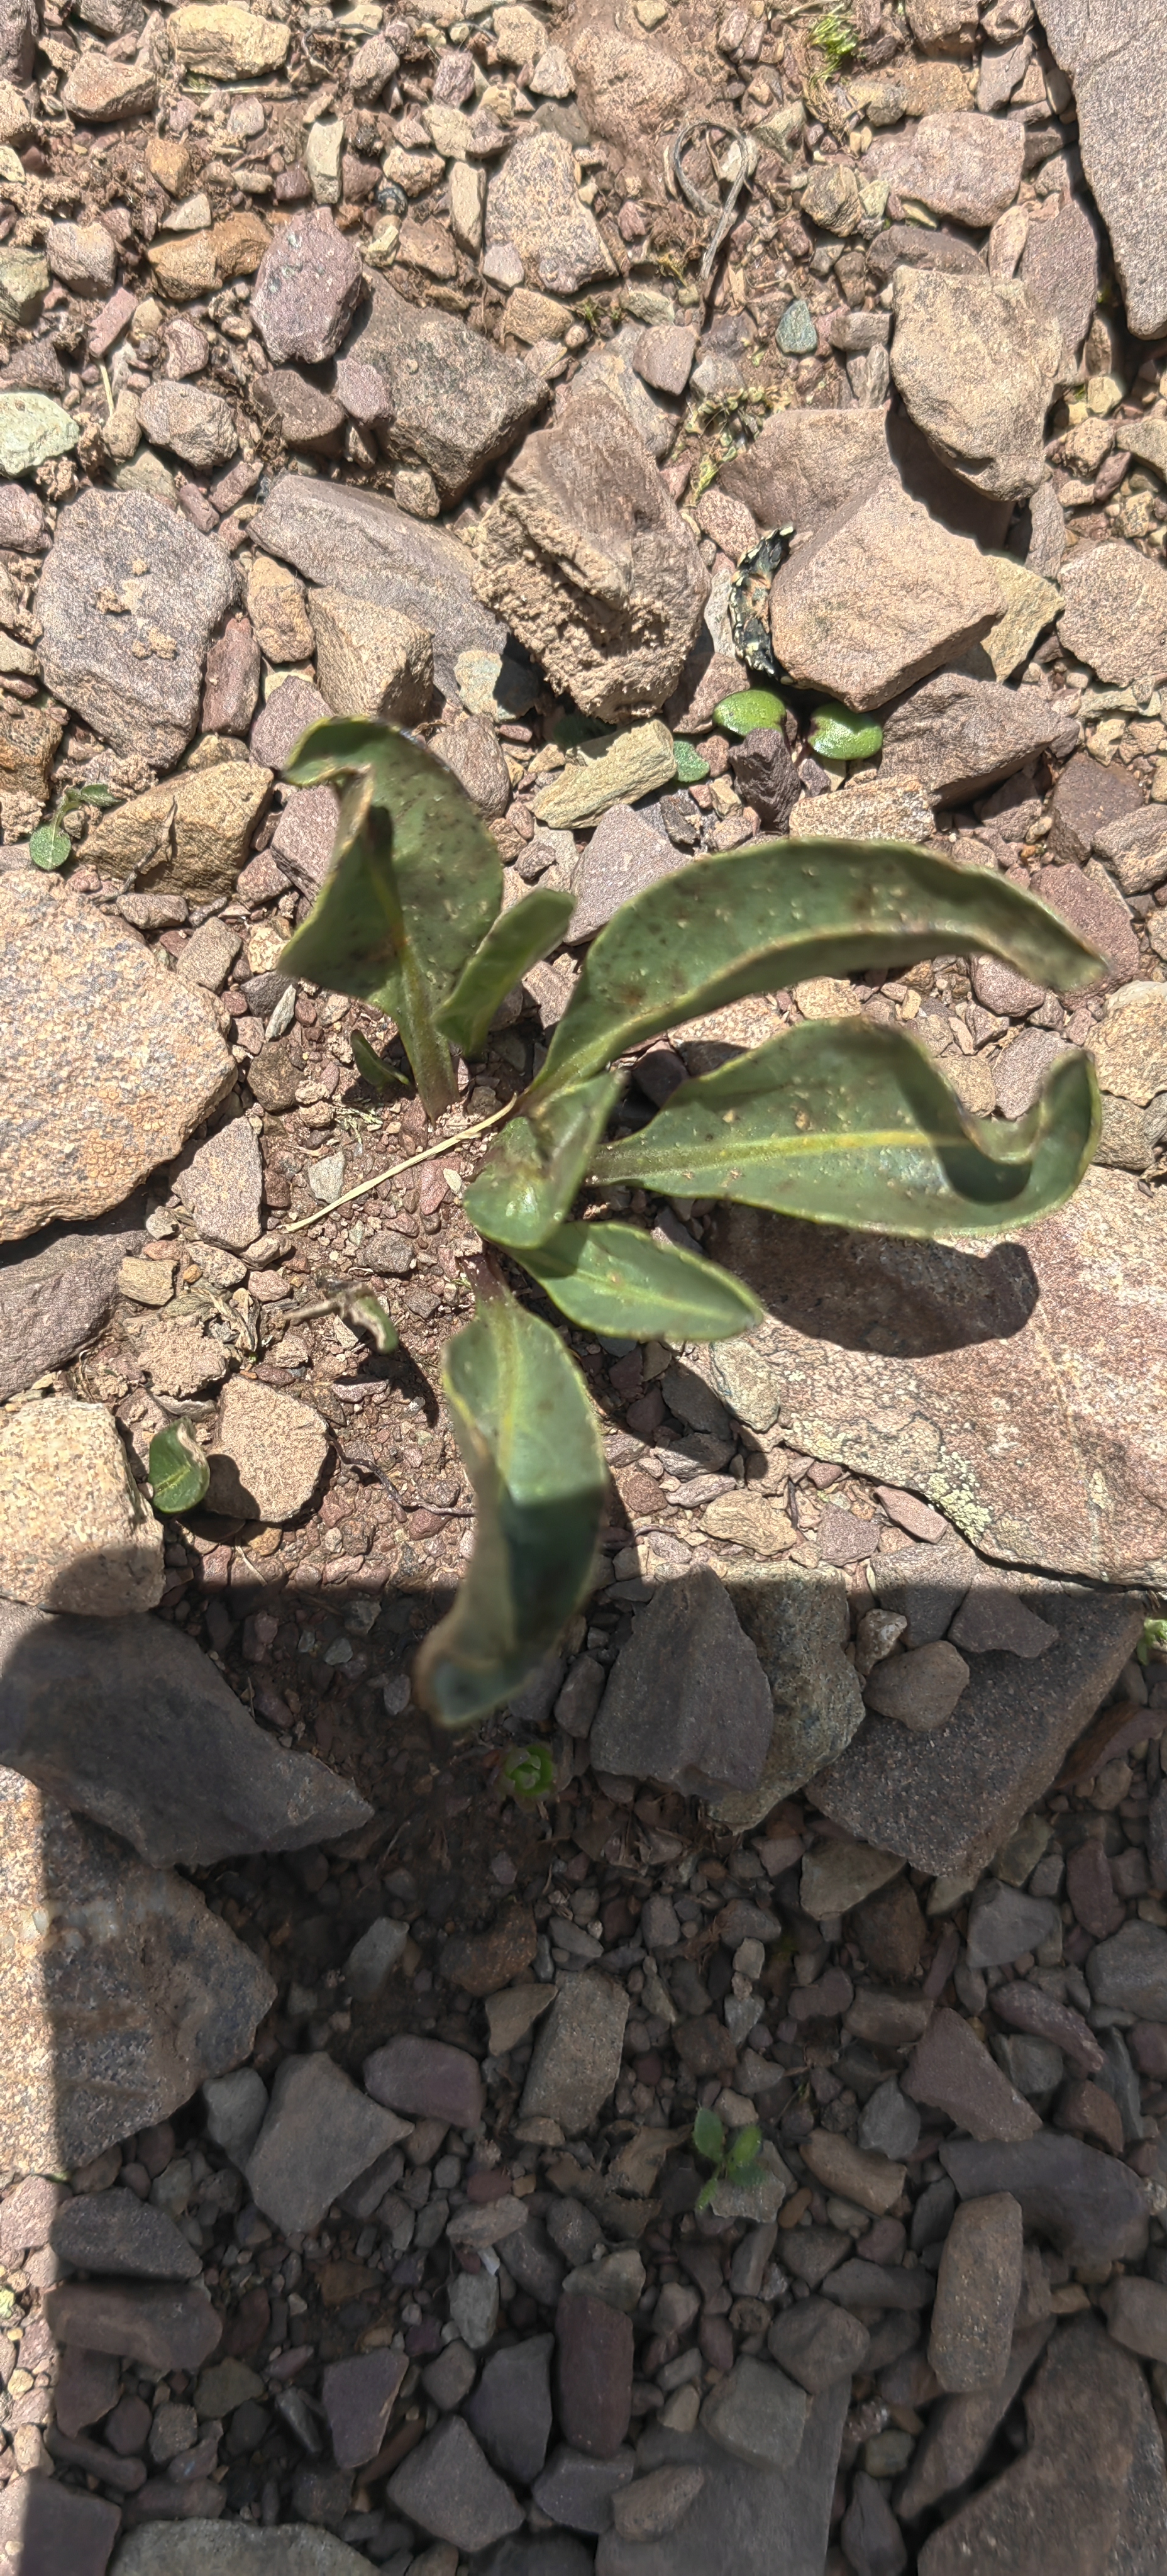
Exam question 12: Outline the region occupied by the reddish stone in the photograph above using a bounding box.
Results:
[1066,1840,1125,1940]
[1055,2079,1125,2155]
[555,2295,633,2458]
[0,2475,120,2572]
[55,2346,121,2440]
[1131,2023,1167,2078]
[222,2285,270,2358]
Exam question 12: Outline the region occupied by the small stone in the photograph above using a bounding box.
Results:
[55,2348,123,2441]
[388,2416,523,2553]
[251,208,363,365]
[168,3,290,77]
[485,130,614,297]
[533,2444,636,2533]
[563,802,675,944]
[907,2009,1041,2143]
[431,713,512,819]
[701,2357,807,2471]
[345,1917,410,2001]
[138,380,237,472]
[441,1906,537,1997]
[466,2335,554,2485]
[988,1979,1103,2075]
[246,2053,408,2234]
[860,2078,921,2161]
[50,2191,201,2281]
[965,1879,1059,1968]
[533,723,678,830]
[62,52,157,118]
[321,2348,407,2469]
[866,109,1025,228]
[520,1973,628,2131]
[1102,2274,1167,2364]
[612,2465,706,2541]
[1090,985,1167,1107]
[727,728,799,832]
[631,325,696,396]
[1058,540,1167,689]
[253,369,345,455]
[45,2280,220,2372]
[364,2033,483,2127]
[202,2068,268,2166]
[864,1642,970,1731]
[1087,1918,1167,2019]
[929,2192,1023,2392]
[247,562,316,672]
[450,2268,501,2353]
[766,475,1001,711]
[941,2132,1148,2268]
[555,2294,633,2458]
[308,586,433,724]
[487,1985,555,2054]
[201,619,260,738]
[252,472,504,701]
[178,1119,262,1252]
[879,665,1075,805]
[203,1379,327,1523]
[37,486,240,767]
[347,277,545,507]
[800,1843,904,1919]
[423,2340,478,2412]
[46,218,117,298]
[590,1567,773,1797]
[890,267,1061,504]
[799,2131,906,2216]
[194,2360,265,2420]
[766,2299,870,2394]
[1093,805,1167,899]
[707,1562,865,1833]
[0,1398,162,1615]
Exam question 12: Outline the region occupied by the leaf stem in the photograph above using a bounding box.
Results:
[282,1101,514,1236]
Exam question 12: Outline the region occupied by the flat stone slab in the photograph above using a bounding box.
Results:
[706,1167,1167,1585]
[1036,0,1167,339]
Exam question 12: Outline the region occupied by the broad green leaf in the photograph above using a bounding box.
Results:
[809,702,883,760]
[414,1289,607,1728]
[674,740,711,785]
[351,1030,407,1092]
[437,887,575,1058]
[465,1073,621,1250]
[28,824,71,870]
[518,1219,761,1341]
[729,2123,763,2169]
[148,1422,210,1516]
[595,1020,1100,1237]
[279,721,502,1115]
[533,840,1103,1099]
[342,1289,399,1353]
[693,2106,726,2163]
[714,687,787,735]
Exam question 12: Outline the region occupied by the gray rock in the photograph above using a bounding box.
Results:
[766,474,1002,710]
[564,802,685,944]
[250,473,504,698]
[251,208,364,364]
[992,2033,1065,2105]
[948,1585,1059,1657]
[929,2193,1024,2393]
[592,2396,848,2576]
[480,2540,595,2576]
[1019,192,1100,371]
[270,784,339,899]
[1049,745,1144,865]
[466,2336,554,2485]
[1086,1919,1167,2020]
[571,324,682,465]
[202,2068,268,2165]
[708,1564,865,1833]
[114,2528,390,2572]
[890,267,1062,504]
[37,486,240,765]
[868,1540,979,1648]
[0,1598,368,1870]
[916,2315,1167,2575]
[451,2268,501,2352]
[485,129,615,297]
[1036,0,1167,338]
[899,2318,1054,2516]
[388,2416,523,2553]
[520,1972,628,2131]
[729,728,800,833]
[177,1118,263,1252]
[0,1214,143,1403]
[0,1763,274,2173]
[423,2338,478,2411]
[965,1879,1059,1969]
[138,380,238,471]
[766,2299,871,2393]
[864,1641,970,1731]
[50,2187,201,2280]
[250,673,330,773]
[501,2219,565,2309]
[246,2054,411,2235]
[702,2358,807,2471]
[802,1843,905,1919]
[880,667,1077,805]
[1092,804,1167,897]
[321,2348,407,2471]
[204,1378,328,1525]
[941,2133,1148,2268]
[866,110,1026,228]
[1059,540,1167,690]
[473,389,709,724]
[905,2009,1041,2143]
[363,2033,484,2127]
[589,1568,773,1799]
[345,279,546,505]
[0,2481,119,2576]
[345,1916,409,2001]
[533,2445,636,2533]
[859,2079,921,2161]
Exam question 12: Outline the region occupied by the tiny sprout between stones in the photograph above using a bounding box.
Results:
[502,1743,556,1802]
[692,2106,765,2210]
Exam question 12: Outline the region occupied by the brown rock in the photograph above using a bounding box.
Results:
[890,267,1062,503]
[800,2129,905,2214]
[0,2479,119,2575]
[473,389,709,723]
[1048,747,1144,865]
[1034,860,1138,984]
[308,585,433,723]
[929,2193,1024,2392]
[852,1878,926,1979]
[1,875,232,1243]
[246,554,315,667]
[485,128,616,297]
[766,475,1002,709]
[880,666,1077,804]
[1058,540,1167,688]
[0,1398,162,1616]
[905,2008,1041,2142]
[45,2280,220,2372]
[555,2294,633,2458]
[441,1906,538,1997]
[252,367,346,454]
[571,29,689,155]
[204,1378,328,1524]
[250,206,363,365]
[84,762,272,897]
[201,616,261,737]
[343,275,546,504]
[0,1219,143,1405]
[866,109,1026,227]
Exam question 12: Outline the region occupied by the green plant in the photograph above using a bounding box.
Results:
[809,702,883,762]
[501,1741,556,1801]
[277,719,1103,1727]
[673,740,711,785]
[148,1421,210,1515]
[30,780,120,871]
[810,3,857,69]
[713,687,788,736]
[692,2107,765,2208]
[1137,1619,1167,1665]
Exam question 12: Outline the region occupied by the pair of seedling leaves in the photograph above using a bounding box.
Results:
[263,719,1101,1726]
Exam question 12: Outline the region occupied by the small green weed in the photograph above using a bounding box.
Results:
[692,2107,765,2209]
[810,4,857,69]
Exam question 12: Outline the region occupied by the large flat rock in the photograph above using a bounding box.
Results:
[0,1764,274,2172]
[0,1598,371,1868]
[705,1167,1167,1585]
[0,875,233,1242]
[0,1212,143,1402]
[1036,0,1167,338]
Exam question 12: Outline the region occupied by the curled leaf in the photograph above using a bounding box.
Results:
[437,886,575,1059]
[518,1219,762,1342]
[148,1422,210,1516]
[351,1030,407,1093]
[341,1289,399,1354]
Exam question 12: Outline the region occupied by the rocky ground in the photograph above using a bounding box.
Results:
[1,0,1167,2564]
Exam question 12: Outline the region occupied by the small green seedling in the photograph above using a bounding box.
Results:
[692,2107,765,2209]
[1137,1619,1167,1665]
[30,780,120,871]
[712,687,787,737]
[673,740,711,785]
[502,1742,555,1802]
[809,702,885,762]
[811,4,857,68]
[352,1030,408,1092]
[148,1421,210,1516]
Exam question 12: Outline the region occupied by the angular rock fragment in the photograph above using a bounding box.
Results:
[890,267,1062,503]
[486,130,616,296]
[880,667,1077,802]
[589,1568,773,1797]
[1037,0,1167,338]
[473,391,709,722]
[345,278,546,503]
[252,474,504,696]
[766,477,1002,709]
[37,487,240,765]
[867,109,1026,226]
